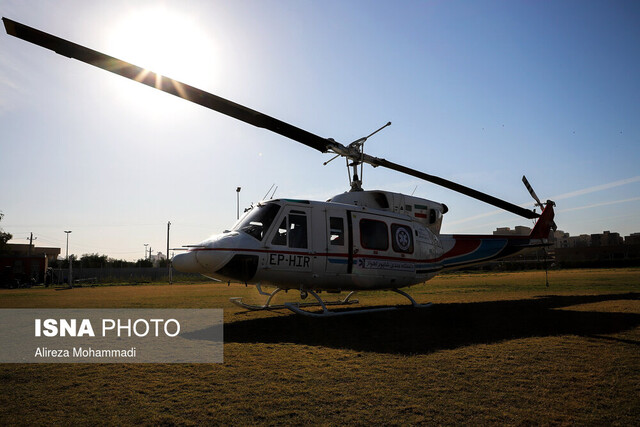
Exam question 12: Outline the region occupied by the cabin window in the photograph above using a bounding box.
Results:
[391,224,414,254]
[360,219,388,250]
[329,217,345,246]
[235,203,281,241]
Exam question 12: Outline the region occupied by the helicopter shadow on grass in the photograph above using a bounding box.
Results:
[222,293,640,355]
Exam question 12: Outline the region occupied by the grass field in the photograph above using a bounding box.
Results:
[1,269,639,425]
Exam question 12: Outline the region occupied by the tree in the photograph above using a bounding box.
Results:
[108,257,136,268]
[135,258,153,268]
[0,212,13,253]
[79,253,109,268]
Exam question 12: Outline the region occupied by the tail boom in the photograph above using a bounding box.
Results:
[438,204,555,270]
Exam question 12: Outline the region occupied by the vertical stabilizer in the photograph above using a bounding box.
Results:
[529,203,555,240]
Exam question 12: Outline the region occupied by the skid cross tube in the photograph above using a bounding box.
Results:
[230,287,359,311]
[284,290,385,317]
[284,288,432,317]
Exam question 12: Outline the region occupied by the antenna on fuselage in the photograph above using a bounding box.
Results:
[262,183,275,201]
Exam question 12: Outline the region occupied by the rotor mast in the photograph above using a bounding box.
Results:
[323,121,392,191]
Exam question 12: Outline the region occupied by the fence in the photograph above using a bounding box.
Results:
[50,267,205,285]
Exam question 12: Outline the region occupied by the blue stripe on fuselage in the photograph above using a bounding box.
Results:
[441,238,508,267]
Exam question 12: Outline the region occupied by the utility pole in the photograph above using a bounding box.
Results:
[27,232,37,255]
[167,221,172,284]
[144,243,149,260]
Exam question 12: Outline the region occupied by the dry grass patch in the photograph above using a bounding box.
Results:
[0,269,638,424]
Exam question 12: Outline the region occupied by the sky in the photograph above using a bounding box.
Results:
[1,0,639,261]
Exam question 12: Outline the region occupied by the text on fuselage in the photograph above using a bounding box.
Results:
[268,253,311,268]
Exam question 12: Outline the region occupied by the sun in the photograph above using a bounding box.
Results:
[105,7,217,118]
[108,7,215,84]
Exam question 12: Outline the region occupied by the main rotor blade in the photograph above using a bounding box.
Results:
[369,157,540,219]
[4,18,540,220]
[2,18,330,153]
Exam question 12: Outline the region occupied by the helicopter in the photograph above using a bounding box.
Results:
[3,18,556,316]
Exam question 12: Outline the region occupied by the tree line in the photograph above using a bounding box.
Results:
[51,253,168,269]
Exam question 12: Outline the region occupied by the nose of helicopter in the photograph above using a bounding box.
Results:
[171,251,202,273]
[172,247,235,274]
[172,232,255,276]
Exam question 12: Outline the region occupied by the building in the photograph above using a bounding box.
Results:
[493,226,531,236]
[552,230,570,248]
[3,243,61,263]
[591,231,623,247]
[553,231,640,267]
[552,230,591,249]
[625,233,640,245]
[0,244,61,287]
[568,235,591,248]
[478,227,640,269]
[150,252,167,266]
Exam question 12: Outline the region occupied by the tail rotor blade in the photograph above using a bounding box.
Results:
[522,175,544,209]
[522,176,557,231]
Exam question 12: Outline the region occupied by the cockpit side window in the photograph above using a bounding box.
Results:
[270,211,309,249]
[234,203,281,241]
[271,218,287,246]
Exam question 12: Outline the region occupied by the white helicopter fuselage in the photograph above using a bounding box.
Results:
[173,188,555,293]
[173,190,448,291]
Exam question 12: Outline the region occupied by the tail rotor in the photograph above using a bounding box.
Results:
[522,175,557,231]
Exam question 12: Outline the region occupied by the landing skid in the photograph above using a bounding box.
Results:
[230,284,359,311]
[285,288,432,317]
[392,288,433,309]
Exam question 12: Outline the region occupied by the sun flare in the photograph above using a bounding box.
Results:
[105,7,217,119]
[108,7,215,84]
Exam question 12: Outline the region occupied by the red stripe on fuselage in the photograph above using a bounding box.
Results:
[439,239,481,260]
[191,247,430,263]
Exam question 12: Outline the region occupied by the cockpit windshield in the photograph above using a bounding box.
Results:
[233,202,281,241]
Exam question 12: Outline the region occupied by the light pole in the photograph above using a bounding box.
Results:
[236,187,241,220]
[64,231,72,260]
[64,230,72,287]
[167,221,171,285]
